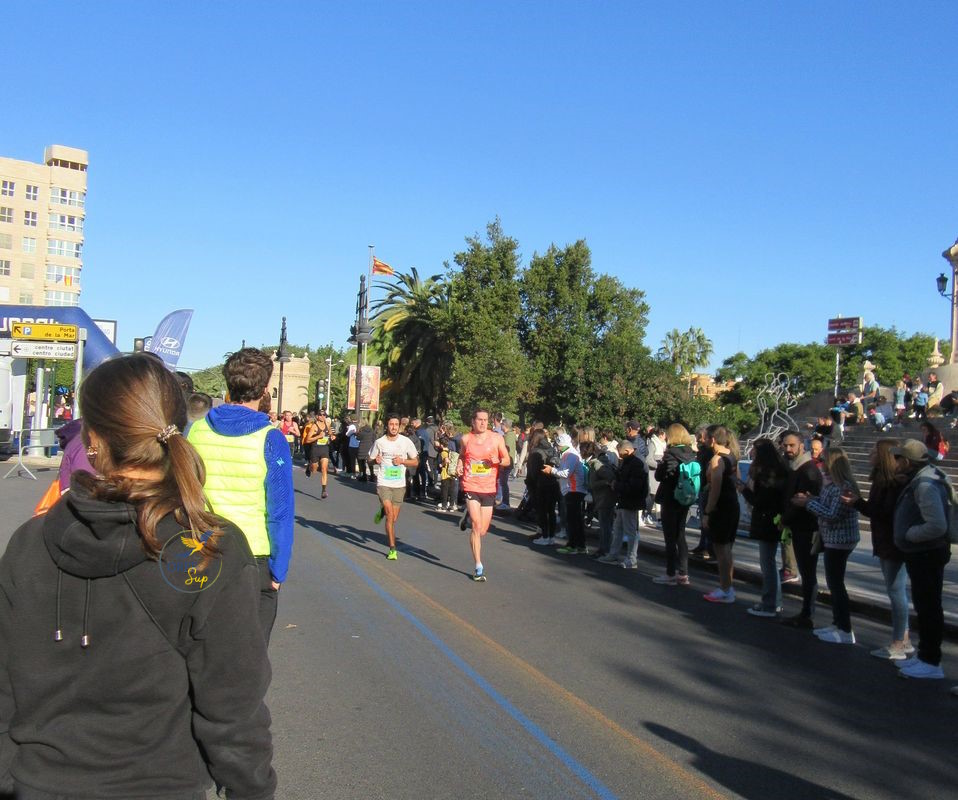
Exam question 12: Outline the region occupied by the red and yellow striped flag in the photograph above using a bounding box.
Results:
[372,257,395,276]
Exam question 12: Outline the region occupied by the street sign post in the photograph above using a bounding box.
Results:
[1,341,78,360]
[10,323,79,342]
[826,315,863,398]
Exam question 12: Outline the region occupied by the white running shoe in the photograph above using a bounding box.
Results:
[703,588,735,604]
[531,536,556,546]
[817,629,856,644]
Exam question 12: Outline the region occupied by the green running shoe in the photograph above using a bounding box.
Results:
[374,506,385,524]
[387,549,398,560]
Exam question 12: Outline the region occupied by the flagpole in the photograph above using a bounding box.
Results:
[364,245,374,369]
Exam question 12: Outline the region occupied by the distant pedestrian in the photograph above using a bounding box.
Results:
[794,447,860,644]
[701,426,740,604]
[892,439,953,680]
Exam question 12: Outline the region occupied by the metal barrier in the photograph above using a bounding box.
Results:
[3,428,58,480]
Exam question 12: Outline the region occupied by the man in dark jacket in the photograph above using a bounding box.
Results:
[600,440,649,568]
[779,431,823,628]
[892,439,952,680]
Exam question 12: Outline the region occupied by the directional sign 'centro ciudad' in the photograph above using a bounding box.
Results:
[0,341,79,360]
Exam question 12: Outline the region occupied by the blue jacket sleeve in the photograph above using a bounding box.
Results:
[263,429,294,583]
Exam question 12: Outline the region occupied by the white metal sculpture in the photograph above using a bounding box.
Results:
[745,372,801,453]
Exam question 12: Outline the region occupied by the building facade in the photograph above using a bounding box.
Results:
[0,145,87,308]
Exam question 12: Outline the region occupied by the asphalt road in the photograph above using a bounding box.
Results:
[2,466,957,799]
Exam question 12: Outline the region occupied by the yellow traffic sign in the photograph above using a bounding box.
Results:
[10,322,79,342]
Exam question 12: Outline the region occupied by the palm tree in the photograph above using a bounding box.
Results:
[658,327,714,395]
[684,327,714,394]
[371,268,455,415]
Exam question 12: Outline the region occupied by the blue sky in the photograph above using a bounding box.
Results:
[5,2,957,372]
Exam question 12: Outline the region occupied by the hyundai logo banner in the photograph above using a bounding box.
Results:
[145,309,194,369]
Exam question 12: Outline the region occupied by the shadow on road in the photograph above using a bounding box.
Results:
[295,514,473,579]
[645,723,860,800]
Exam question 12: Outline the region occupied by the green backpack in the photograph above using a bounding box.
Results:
[674,461,702,506]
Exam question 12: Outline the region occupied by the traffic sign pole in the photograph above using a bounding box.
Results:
[73,328,86,419]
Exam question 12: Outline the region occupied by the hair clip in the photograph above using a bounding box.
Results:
[157,425,180,444]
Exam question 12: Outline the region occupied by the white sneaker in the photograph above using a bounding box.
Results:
[531,536,555,546]
[703,588,735,604]
[817,629,856,644]
[747,604,779,618]
[620,560,638,569]
[652,574,677,585]
[870,645,908,661]
[597,554,621,564]
[899,659,945,679]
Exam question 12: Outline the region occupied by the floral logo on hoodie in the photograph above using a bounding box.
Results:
[158,529,222,593]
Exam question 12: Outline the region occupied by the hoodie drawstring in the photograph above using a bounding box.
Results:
[53,570,93,648]
[81,579,92,648]
[54,569,63,642]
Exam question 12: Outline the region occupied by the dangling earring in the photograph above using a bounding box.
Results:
[86,445,98,458]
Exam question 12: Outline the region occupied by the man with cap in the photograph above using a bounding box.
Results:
[892,439,953,680]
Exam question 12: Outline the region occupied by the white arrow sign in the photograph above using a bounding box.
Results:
[6,341,78,360]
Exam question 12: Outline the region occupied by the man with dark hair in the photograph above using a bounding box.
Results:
[779,430,823,628]
[185,392,212,433]
[174,370,195,396]
[187,348,294,643]
[369,412,420,560]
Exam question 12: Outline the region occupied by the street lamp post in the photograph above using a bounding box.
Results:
[276,317,291,413]
[325,349,344,416]
[939,239,958,364]
[348,275,373,425]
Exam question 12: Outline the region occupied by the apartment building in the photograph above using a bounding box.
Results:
[0,145,87,307]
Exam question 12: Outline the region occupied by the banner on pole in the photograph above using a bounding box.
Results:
[145,309,194,368]
[347,365,381,412]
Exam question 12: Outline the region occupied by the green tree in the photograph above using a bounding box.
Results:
[844,325,948,388]
[447,219,531,415]
[518,240,593,422]
[371,268,455,415]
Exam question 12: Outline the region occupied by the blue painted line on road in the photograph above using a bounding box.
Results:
[323,541,621,800]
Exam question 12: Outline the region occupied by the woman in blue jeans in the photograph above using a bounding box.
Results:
[847,438,912,659]
[740,438,789,617]
[794,447,860,643]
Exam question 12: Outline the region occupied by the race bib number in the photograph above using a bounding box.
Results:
[383,465,404,480]
[470,461,492,476]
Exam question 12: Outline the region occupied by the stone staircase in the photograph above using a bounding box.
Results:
[828,418,958,529]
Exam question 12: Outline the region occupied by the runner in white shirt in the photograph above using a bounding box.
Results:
[368,412,420,561]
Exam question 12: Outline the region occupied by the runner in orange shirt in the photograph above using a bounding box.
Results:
[456,408,510,581]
